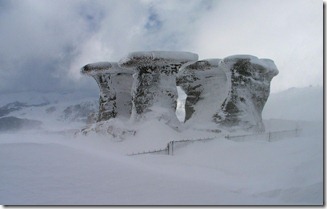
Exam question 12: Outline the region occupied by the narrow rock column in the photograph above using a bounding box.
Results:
[213,55,279,132]
[177,59,228,131]
[118,51,198,126]
[81,62,133,122]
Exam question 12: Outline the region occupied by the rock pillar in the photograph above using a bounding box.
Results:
[213,55,279,132]
[81,62,133,122]
[177,59,228,131]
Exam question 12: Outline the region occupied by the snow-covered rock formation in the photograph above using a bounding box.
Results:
[81,62,134,122]
[118,51,198,129]
[80,52,278,135]
[177,55,278,133]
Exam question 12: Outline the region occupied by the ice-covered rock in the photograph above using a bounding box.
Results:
[81,62,134,122]
[80,53,277,135]
[177,59,228,132]
[118,51,198,128]
[177,55,278,133]
[213,55,279,132]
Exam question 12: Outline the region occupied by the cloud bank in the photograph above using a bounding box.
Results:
[0,0,322,93]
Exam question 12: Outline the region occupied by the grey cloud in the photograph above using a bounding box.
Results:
[0,0,95,93]
[0,0,322,94]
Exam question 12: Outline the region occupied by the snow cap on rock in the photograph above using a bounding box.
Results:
[81,62,133,76]
[221,55,279,78]
[179,59,221,74]
[118,51,199,68]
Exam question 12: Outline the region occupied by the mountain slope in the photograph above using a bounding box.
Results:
[262,86,323,122]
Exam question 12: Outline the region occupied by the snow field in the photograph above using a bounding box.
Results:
[0,118,323,205]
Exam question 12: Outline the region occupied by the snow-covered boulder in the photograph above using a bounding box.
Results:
[213,55,279,132]
[118,51,198,128]
[81,62,134,122]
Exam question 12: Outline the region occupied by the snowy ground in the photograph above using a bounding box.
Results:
[0,86,323,205]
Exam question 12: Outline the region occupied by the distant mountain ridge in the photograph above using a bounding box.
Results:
[0,92,98,132]
[0,116,42,132]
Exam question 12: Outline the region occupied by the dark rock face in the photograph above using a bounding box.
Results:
[81,62,133,122]
[119,51,198,126]
[213,55,279,132]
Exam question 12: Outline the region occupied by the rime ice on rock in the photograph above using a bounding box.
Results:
[79,52,278,137]
[177,59,228,132]
[81,62,133,122]
[213,55,279,132]
[177,56,278,133]
[118,51,198,127]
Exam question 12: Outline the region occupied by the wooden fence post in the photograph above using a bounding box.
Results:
[167,141,174,156]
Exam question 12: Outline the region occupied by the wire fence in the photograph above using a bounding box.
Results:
[127,137,215,156]
[225,128,301,142]
[127,148,168,156]
[127,128,302,156]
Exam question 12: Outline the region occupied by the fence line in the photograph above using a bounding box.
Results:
[167,137,216,155]
[127,128,302,156]
[127,147,168,156]
[225,128,301,142]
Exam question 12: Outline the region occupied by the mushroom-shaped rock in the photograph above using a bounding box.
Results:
[213,55,279,132]
[118,51,198,127]
[81,62,134,122]
[177,59,229,132]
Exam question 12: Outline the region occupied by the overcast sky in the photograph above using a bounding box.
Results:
[0,0,323,94]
